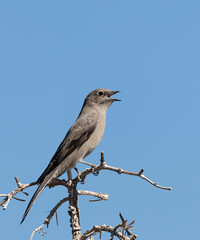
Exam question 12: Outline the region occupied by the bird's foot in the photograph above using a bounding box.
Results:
[92,170,99,176]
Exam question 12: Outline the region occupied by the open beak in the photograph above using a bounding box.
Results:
[109,90,121,101]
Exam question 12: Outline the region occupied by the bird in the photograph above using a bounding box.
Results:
[21,88,120,223]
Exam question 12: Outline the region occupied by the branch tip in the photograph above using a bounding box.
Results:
[138,169,144,175]
[100,151,106,165]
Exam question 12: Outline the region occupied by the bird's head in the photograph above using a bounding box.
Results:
[84,88,121,111]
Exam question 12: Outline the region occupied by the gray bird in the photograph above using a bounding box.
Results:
[21,88,120,223]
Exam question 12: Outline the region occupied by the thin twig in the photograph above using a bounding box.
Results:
[30,197,69,240]
[0,177,36,210]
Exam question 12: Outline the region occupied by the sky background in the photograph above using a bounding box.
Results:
[0,1,200,240]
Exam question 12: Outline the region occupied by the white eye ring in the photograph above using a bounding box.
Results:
[98,91,104,96]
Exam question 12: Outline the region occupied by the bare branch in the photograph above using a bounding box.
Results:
[68,182,82,240]
[81,224,137,240]
[48,178,69,188]
[30,197,69,240]
[30,190,108,240]
[77,152,172,191]
[0,178,70,211]
[0,152,171,211]
[78,190,109,201]
[81,213,136,240]
[0,177,36,210]
[30,224,46,240]
[1,152,171,240]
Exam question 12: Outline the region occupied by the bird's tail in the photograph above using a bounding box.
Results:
[21,171,54,224]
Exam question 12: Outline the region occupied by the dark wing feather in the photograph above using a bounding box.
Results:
[37,114,97,183]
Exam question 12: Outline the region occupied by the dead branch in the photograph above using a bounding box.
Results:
[0,152,171,211]
[81,224,137,240]
[30,190,108,240]
[77,152,172,191]
[0,177,36,210]
[48,178,69,188]
[30,197,69,240]
[68,181,81,240]
[78,190,109,202]
[81,213,137,240]
[0,152,172,240]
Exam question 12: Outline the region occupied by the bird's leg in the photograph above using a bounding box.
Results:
[67,170,72,180]
[67,170,73,187]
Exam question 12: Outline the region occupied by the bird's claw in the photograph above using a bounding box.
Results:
[93,171,99,176]
[80,177,86,184]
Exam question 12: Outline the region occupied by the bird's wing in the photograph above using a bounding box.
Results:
[37,113,97,183]
[21,113,97,224]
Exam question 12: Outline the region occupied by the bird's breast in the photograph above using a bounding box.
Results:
[54,114,106,178]
[82,114,106,159]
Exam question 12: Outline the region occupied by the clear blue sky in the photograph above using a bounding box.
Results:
[1,1,200,240]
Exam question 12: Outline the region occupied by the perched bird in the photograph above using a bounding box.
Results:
[21,88,120,223]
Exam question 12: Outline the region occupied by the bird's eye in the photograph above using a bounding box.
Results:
[98,91,104,96]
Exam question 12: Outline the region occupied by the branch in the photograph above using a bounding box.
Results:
[81,225,137,240]
[0,177,36,210]
[48,178,69,188]
[30,197,69,240]
[78,190,109,202]
[81,213,137,240]
[1,152,171,240]
[78,152,172,191]
[68,181,81,240]
[30,189,109,240]
[0,177,70,211]
[0,152,171,211]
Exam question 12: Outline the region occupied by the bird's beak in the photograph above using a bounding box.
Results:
[109,90,121,102]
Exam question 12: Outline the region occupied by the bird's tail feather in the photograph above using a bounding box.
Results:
[21,171,55,224]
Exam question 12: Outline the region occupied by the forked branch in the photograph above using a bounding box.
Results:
[0,177,36,210]
[0,152,172,240]
[81,213,137,240]
[78,152,172,191]
[30,197,69,240]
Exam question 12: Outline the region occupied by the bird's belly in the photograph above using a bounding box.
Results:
[81,120,105,158]
[54,150,83,178]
